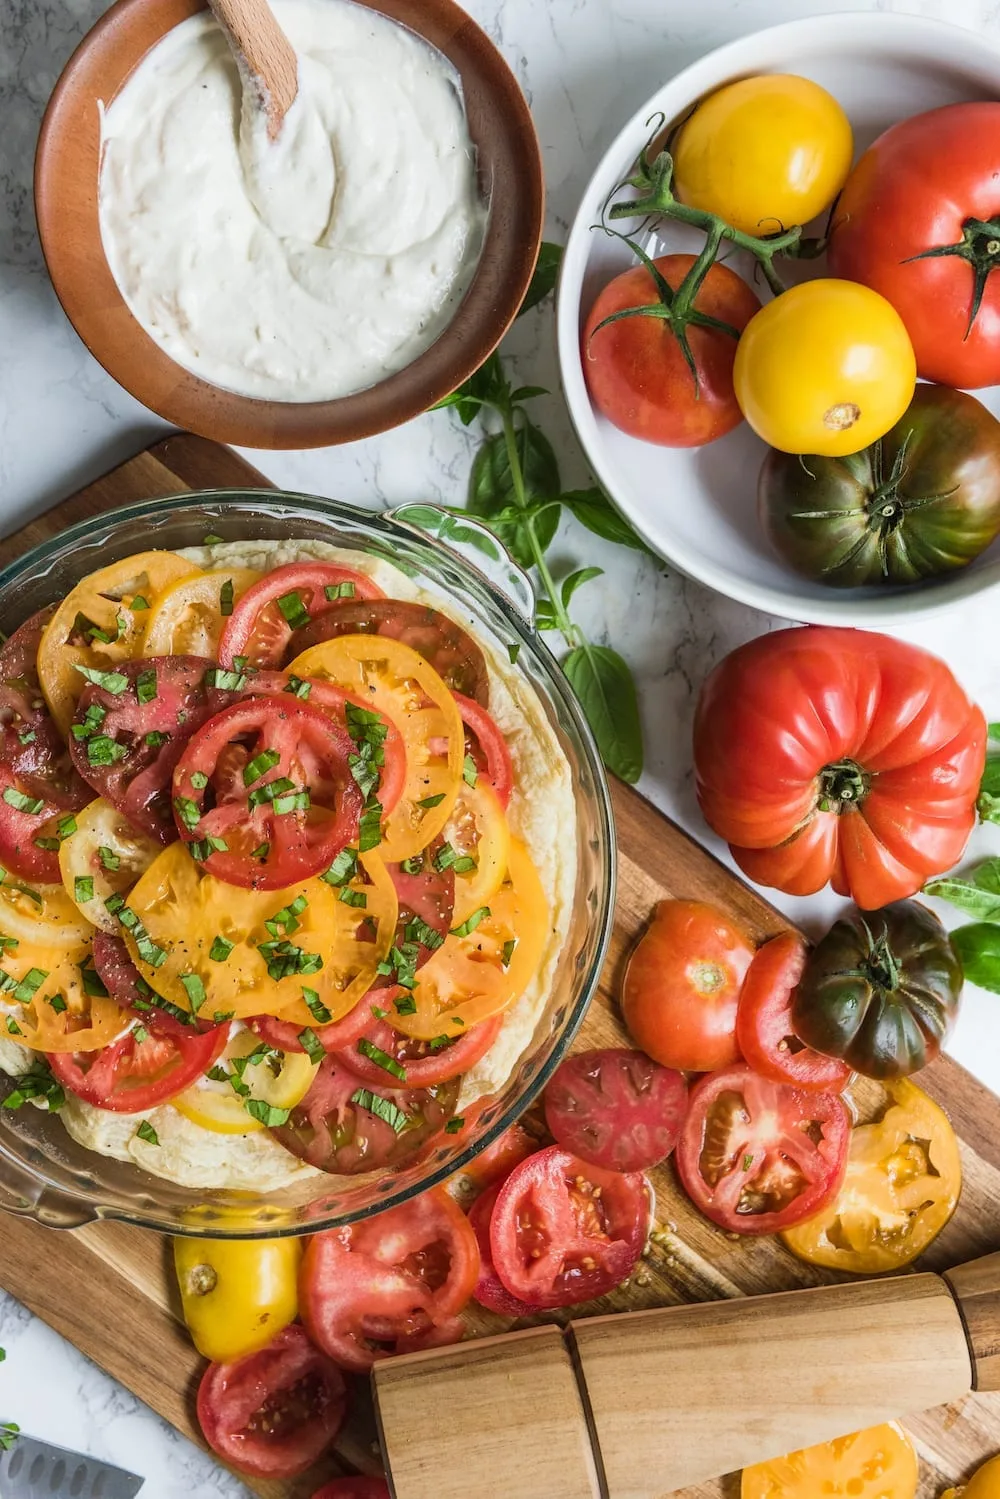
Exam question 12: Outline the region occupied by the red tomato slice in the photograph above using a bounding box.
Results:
[294,599,490,706]
[735,934,852,1091]
[676,1064,851,1235]
[47,1021,226,1113]
[300,1187,479,1371]
[196,1324,347,1480]
[92,930,215,1039]
[469,1178,538,1317]
[312,1482,390,1499]
[454,693,513,808]
[172,698,362,890]
[68,656,221,844]
[0,607,90,810]
[251,1004,373,1056]
[489,1146,650,1309]
[543,1048,688,1173]
[271,1055,458,1175]
[0,761,71,881]
[338,1013,503,1088]
[456,1121,535,1192]
[217,562,383,671]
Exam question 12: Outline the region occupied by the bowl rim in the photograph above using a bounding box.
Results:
[556,10,1000,626]
[0,489,617,1237]
[33,0,544,450]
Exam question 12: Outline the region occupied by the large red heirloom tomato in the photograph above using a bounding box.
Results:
[693,627,986,910]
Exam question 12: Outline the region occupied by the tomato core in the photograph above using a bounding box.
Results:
[818,757,870,810]
[689,959,726,995]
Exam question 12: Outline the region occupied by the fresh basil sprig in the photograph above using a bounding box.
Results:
[978,723,1000,824]
[927,855,1000,991]
[432,243,653,783]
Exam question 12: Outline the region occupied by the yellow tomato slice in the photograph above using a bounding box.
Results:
[741,1424,918,1499]
[0,936,126,1052]
[37,551,199,735]
[58,798,160,933]
[141,568,261,657]
[391,837,548,1040]
[172,1025,318,1134]
[124,843,397,1023]
[288,635,464,862]
[0,868,94,950]
[447,781,510,925]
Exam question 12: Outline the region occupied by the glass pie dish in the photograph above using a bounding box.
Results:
[0,493,615,1237]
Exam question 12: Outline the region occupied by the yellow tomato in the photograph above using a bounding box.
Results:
[0,934,125,1052]
[673,74,854,236]
[741,1425,918,1499]
[943,1455,1000,1499]
[0,868,94,950]
[733,280,916,456]
[124,842,397,1023]
[391,837,548,1040]
[141,568,261,657]
[37,551,199,735]
[172,1025,318,1134]
[174,1233,301,1363]
[448,780,510,926]
[288,635,464,862]
[58,799,159,933]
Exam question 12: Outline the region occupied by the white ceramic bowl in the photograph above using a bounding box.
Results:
[556,13,1000,625]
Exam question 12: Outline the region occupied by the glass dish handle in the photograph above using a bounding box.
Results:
[386,505,537,628]
[0,1157,97,1229]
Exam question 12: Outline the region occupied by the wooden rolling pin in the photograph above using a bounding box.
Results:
[372,1250,1000,1499]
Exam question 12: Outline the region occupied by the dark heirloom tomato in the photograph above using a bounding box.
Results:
[300,1188,479,1370]
[0,762,72,881]
[217,561,383,670]
[68,656,219,843]
[759,386,1000,587]
[735,934,851,1092]
[694,627,987,909]
[294,598,490,706]
[0,607,89,808]
[92,930,215,1038]
[197,1324,346,1480]
[47,1023,226,1113]
[792,900,962,1080]
[489,1145,649,1308]
[543,1048,688,1173]
[675,1065,850,1235]
[469,1178,537,1317]
[338,1013,502,1089]
[454,692,513,808]
[376,841,455,981]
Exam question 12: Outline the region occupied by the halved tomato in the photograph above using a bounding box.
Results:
[47,1020,226,1112]
[141,569,261,657]
[736,934,852,1092]
[454,693,513,808]
[337,1013,503,1088]
[543,1048,688,1174]
[172,1025,318,1133]
[58,798,160,932]
[218,562,383,670]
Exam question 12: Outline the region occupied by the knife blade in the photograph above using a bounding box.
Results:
[0,1433,144,1498]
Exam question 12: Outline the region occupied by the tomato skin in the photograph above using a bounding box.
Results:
[218,561,383,670]
[582,255,761,447]
[829,103,1000,389]
[622,900,753,1071]
[93,930,214,1038]
[174,1236,301,1364]
[338,1013,502,1089]
[468,1178,538,1317]
[0,762,69,881]
[676,1065,850,1235]
[47,1023,226,1113]
[733,280,916,457]
[454,693,513,809]
[544,1048,688,1173]
[693,627,986,909]
[252,1006,373,1057]
[735,934,851,1091]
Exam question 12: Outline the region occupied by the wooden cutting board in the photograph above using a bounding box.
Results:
[1,432,999,1498]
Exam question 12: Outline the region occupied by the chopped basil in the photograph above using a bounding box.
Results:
[371,1005,388,1020]
[357,1036,406,1081]
[130,595,149,612]
[73,663,128,694]
[394,992,417,1017]
[135,1120,159,1146]
[219,579,235,616]
[302,987,332,1025]
[97,845,120,872]
[17,730,34,746]
[450,907,490,939]
[173,796,201,831]
[72,702,108,742]
[463,755,478,788]
[501,938,516,969]
[0,874,41,907]
[145,730,169,749]
[358,800,382,852]
[400,854,425,876]
[132,1024,149,1044]
[209,935,234,962]
[2,967,48,1004]
[213,1010,235,1024]
[298,1027,325,1064]
[417,793,445,809]
[0,937,17,952]
[427,1034,452,1051]
[243,748,281,786]
[507,643,520,665]
[2,788,43,815]
[247,776,294,811]
[74,875,95,903]
[189,770,208,790]
[46,992,67,1014]
[3,1061,64,1113]
[136,667,157,705]
[445,1116,465,1134]
[350,1088,408,1134]
[324,581,356,601]
[742,1153,754,1172]
[33,837,60,852]
[321,847,358,887]
[433,843,477,875]
[0,1421,17,1452]
[86,735,127,766]
[79,964,109,998]
[179,973,207,1012]
[4,1017,21,1037]
[115,906,168,967]
[338,887,367,908]
[265,894,308,938]
[404,915,445,951]
[251,842,270,861]
[190,835,228,862]
[207,1065,230,1084]
[104,893,125,914]
[203,533,224,545]
[283,675,311,700]
[258,940,322,981]
[378,941,419,992]
[273,789,310,815]
[204,666,253,692]
[245,1098,291,1127]
[276,590,310,630]
[55,814,77,841]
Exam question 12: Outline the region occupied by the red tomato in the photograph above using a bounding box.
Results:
[47,1022,226,1112]
[337,1013,502,1088]
[68,656,221,844]
[172,698,361,890]
[468,1178,537,1317]
[675,1064,850,1235]
[218,562,383,670]
[92,930,215,1039]
[693,627,987,910]
[0,761,72,881]
[621,900,753,1071]
[312,1483,389,1499]
[294,599,490,706]
[582,254,761,447]
[454,693,513,809]
[458,1121,535,1192]
[197,1324,346,1479]
[735,933,851,1091]
[252,1003,373,1056]
[489,1145,649,1308]
[544,1048,688,1173]
[0,607,90,811]
[300,1188,479,1371]
[829,103,1000,388]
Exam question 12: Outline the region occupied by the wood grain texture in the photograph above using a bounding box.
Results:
[208,0,298,136]
[0,435,998,1497]
[945,1253,1000,1393]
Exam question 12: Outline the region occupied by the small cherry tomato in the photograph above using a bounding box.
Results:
[622,900,753,1071]
[174,1234,302,1363]
[735,933,851,1091]
[543,1048,688,1173]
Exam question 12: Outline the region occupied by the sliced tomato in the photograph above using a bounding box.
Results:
[0,607,90,810]
[371,840,455,988]
[91,929,201,1039]
[456,1121,535,1192]
[172,698,361,890]
[454,693,513,808]
[2,936,129,1053]
[469,1178,537,1317]
[489,1146,649,1309]
[218,562,383,671]
[295,599,489,706]
[58,797,160,933]
[312,1483,390,1499]
[445,781,510,927]
[544,1049,688,1174]
[736,934,852,1091]
[141,568,261,658]
[300,1187,479,1371]
[676,1064,851,1235]
[338,1013,503,1088]
[68,656,220,844]
[172,1026,317,1134]
[196,1323,347,1480]
[251,1004,374,1057]
[0,762,75,881]
[47,1021,226,1112]
[271,1054,457,1175]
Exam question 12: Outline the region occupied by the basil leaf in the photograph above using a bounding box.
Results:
[561,487,658,556]
[135,1120,159,1146]
[245,1098,291,1127]
[433,350,508,426]
[560,566,603,609]
[467,423,561,568]
[926,859,1000,921]
[562,642,643,784]
[952,923,1000,993]
[517,242,563,315]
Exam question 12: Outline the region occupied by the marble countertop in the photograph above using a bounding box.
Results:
[3,0,1000,1491]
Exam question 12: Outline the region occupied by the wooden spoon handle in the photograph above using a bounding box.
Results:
[208,0,298,138]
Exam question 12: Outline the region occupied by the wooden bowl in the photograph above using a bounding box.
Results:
[34,0,543,448]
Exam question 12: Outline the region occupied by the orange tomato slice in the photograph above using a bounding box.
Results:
[448,780,510,925]
[1,936,126,1052]
[141,568,262,657]
[741,1424,918,1499]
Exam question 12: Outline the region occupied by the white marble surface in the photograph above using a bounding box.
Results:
[3,0,1000,1491]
